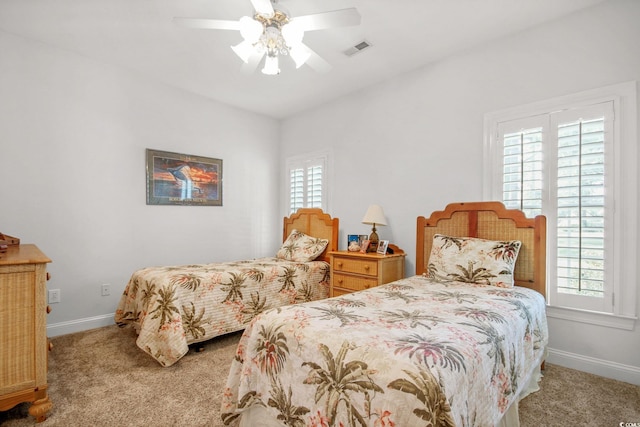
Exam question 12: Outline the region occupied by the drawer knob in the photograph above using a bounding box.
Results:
[337,278,343,284]
[48,341,54,352]
[46,272,51,281]
[364,265,370,270]
[46,305,52,314]
[337,262,343,268]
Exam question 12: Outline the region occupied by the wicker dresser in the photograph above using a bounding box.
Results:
[0,245,52,422]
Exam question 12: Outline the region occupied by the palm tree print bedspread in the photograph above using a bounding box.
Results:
[115,258,330,366]
[221,276,547,426]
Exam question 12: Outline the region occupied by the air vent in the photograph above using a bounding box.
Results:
[343,40,372,57]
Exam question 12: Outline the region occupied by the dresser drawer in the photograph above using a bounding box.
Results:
[332,257,378,277]
[332,273,378,292]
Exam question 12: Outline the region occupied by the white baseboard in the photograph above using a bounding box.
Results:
[47,313,116,337]
[547,347,640,386]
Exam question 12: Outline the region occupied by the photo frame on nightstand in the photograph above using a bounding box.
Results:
[348,234,370,251]
[376,240,389,255]
[347,234,363,251]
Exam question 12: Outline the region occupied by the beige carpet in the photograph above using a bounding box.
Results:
[1,325,639,426]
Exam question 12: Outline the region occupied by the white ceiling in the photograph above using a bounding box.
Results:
[0,0,607,119]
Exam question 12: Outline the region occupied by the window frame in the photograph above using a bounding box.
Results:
[285,150,331,215]
[483,82,638,330]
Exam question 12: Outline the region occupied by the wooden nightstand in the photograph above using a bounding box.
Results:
[329,245,406,297]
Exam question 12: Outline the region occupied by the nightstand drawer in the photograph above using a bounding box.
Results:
[333,273,378,292]
[332,257,378,277]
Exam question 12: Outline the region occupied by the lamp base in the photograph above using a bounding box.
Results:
[368,230,379,253]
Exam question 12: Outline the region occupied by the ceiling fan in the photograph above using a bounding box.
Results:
[173,0,361,75]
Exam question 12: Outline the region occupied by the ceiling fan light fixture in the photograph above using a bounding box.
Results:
[262,53,280,75]
[174,3,361,75]
[281,21,304,46]
[263,26,285,53]
[231,40,254,63]
[239,16,263,43]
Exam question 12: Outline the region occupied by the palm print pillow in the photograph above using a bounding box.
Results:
[428,234,521,287]
[276,229,329,262]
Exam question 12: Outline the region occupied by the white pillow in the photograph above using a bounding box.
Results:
[427,234,521,287]
[276,229,329,262]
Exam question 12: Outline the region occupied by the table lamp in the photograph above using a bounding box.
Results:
[362,204,387,251]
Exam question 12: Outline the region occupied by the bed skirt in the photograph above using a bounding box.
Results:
[234,365,544,427]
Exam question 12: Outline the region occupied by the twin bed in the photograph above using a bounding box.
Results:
[115,208,339,367]
[116,202,548,426]
[220,202,548,427]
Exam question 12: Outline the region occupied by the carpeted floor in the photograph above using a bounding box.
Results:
[1,325,639,426]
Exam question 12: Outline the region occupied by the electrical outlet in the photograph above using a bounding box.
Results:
[49,289,61,304]
[101,283,110,296]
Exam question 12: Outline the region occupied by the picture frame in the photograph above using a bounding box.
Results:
[376,240,389,255]
[347,234,361,250]
[359,239,370,253]
[146,149,222,206]
[347,234,370,251]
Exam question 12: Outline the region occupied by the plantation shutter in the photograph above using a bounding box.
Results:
[550,103,614,311]
[290,168,305,213]
[496,102,614,312]
[486,83,637,321]
[501,126,544,218]
[497,114,548,219]
[307,165,323,209]
[287,153,328,215]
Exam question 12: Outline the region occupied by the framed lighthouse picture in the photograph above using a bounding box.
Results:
[146,149,223,206]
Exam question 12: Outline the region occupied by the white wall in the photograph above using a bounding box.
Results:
[281,0,640,384]
[0,31,281,333]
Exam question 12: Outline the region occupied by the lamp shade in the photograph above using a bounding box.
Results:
[362,205,387,226]
[262,53,280,75]
[239,16,263,43]
[281,21,304,46]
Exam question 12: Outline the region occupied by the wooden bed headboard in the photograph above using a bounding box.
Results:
[416,202,546,298]
[283,208,339,263]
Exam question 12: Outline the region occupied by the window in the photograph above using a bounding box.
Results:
[286,151,329,214]
[484,82,637,327]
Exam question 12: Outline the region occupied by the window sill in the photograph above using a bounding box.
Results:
[547,305,637,330]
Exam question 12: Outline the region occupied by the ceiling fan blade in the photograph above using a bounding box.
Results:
[293,8,361,32]
[250,0,275,16]
[300,44,332,73]
[241,51,265,74]
[173,17,240,31]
